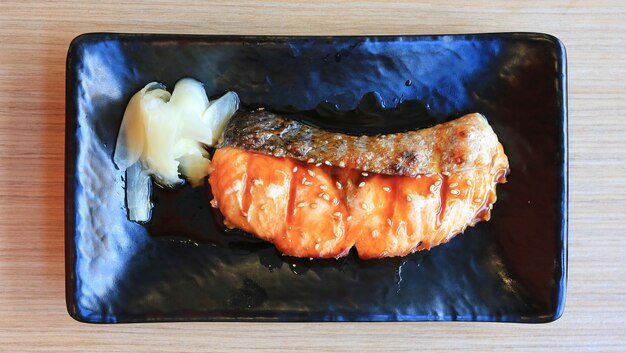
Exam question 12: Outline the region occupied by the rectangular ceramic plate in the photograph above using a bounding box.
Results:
[65,33,567,323]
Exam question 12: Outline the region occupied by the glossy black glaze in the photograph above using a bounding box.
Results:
[65,33,567,323]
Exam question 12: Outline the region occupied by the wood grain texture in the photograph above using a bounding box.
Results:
[0,1,624,352]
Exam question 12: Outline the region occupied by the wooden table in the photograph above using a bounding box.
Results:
[1,1,624,351]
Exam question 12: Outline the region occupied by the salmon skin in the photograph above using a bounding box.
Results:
[210,112,509,259]
[221,111,502,177]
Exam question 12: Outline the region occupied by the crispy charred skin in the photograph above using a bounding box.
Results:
[222,111,501,177]
[211,113,509,259]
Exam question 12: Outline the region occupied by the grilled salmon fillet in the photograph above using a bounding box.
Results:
[209,112,509,259]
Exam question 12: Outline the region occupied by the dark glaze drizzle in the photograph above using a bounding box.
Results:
[274,91,437,136]
[286,167,298,228]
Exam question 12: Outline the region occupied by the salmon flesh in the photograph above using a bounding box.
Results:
[209,111,509,259]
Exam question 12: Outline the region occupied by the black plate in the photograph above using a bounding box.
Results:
[65,33,567,323]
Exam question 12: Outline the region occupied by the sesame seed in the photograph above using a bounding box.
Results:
[333,212,342,217]
[210,199,218,208]
[242,211,248,217]
[336,181,343,189]
[474,198,482,203]
[320,185,328,191]
[406,195,413,202]
[315,162,322,167]
[347,216,353,222]
[442,171,450,176]
[358,182,366,188]
[339,161,346,168]
[332,198,339,206]
[361,203,369,210]
[383,186,391,192]
[257,107,265,111]
[315,243,320,250]
[324,161,332,166]
[361,172,369,176]
[396,157,403,163]
[302,177,308,185]
[293,166,298,173]
[307,158,314,163]
[449,182,458,188]
[417,175,422,179]
[372,229,379,238]
[304,181,313,186]
[253,179,263,185]
[307,169,315,177]
[467,180,473,186]
[430,185,437,194]
[297,202,306,208]
[310,203,318,209]
[450,189,460,195]
[434,180,442,186]
[387,218,392,226]
[322,193,331,201]
[260,204,267,210]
